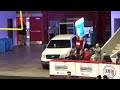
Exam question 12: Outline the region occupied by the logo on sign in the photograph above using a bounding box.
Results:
[55,62,68,71]
[80,64,92,72]
[103,65,116,79]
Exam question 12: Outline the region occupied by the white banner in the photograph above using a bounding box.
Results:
[99,63,120,79]
[75,62,99,77]
[50,60,120,79]
[50,61,76,76]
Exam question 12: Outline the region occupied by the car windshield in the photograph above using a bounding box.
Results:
[47,40,71,48]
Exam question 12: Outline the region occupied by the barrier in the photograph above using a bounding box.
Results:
[50,60,120,79]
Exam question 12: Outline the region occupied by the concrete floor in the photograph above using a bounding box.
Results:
[0,44,49,77]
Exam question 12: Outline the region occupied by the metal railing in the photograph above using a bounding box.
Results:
[101,27,120,58]
[110,50,120,58]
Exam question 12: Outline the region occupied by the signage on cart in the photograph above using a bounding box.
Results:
[55,62,68,71]
[80,64,92,72]
[50,61,76,76]
[75,62,99,77]
[99,64,120,79]
[50,60,120,79]
[103,65,116,79]
[75,17,85,38]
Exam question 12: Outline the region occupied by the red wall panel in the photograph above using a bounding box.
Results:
[30,17,44,42]
[30,32,42,41]
[47,11,94,21]
[42,11,49,44]
[42,11,94,44]
[42,11,111,44]
[30,17,43,30]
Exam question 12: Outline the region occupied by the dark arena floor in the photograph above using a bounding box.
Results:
[0,44,49,78]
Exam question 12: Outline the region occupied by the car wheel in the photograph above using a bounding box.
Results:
[42,64,49,69]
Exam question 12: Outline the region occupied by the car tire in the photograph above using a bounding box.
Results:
[42,64,49,69]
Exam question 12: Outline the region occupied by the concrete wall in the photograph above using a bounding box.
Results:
[0,11,16,38]
[111,11,120,36]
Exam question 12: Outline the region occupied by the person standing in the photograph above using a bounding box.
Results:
[93,43,101,61]
[76,49,84,60]
[102,54,112,63]
[76,37,83,52]
[96,75,102,79]
[84,48,92,60]
[116,53,120,64]
[103,75,109,79]
[68,50,76,60]
[66,71,72,79]
[18,22,27,45]
[48,25,57,40]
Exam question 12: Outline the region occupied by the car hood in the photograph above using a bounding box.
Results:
[42,48,72,55]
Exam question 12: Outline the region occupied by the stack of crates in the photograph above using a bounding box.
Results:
[0,38,13,53]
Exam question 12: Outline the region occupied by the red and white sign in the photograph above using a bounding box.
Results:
[50,60,76,76]
[50,60,120,79]
[75,62,99,77]
[99,63,120,79]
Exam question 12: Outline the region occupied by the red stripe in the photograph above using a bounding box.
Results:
[75,60,99,64]
[50,75,95,79]
[50,60,76,62]
[50,60,120,65]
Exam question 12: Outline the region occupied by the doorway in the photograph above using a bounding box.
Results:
[30,17,44,44]
[114,19,120,33]
[7,19,13,41]
[16,17,26,45]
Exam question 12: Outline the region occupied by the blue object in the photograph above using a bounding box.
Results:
[0,40,5,53]
[90,32,98,45]
[8,38,13,50]
[1,38,9,51]
[0,38,13,53]
[75,18,85,38]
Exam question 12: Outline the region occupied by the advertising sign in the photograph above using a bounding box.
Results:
[84,27,93,35]
[50,60,120,79]
[99,64,120,79]
[50,61,76,76]
[75,18,85,38]
[75,62,99,77]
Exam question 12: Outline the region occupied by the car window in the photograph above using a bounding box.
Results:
[47,40,71,48]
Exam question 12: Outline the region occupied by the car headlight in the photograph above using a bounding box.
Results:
[42,54,46,58]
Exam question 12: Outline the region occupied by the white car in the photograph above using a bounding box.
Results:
[41,34,76,69]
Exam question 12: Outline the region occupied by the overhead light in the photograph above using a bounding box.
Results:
[26,17,30,19]
[36,18,40,20]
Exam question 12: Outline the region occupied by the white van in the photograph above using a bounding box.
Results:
[41,34,76,69]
